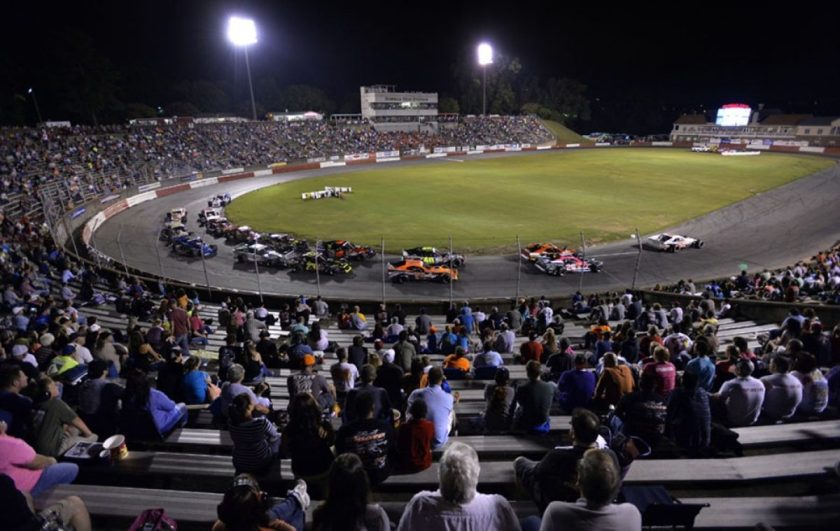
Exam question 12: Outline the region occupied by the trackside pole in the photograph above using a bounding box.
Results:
[381,237,386,305]
[516,235,522,301]
[253,245,264,304]
[117,224,131,278]
[154,227,165,279]
[61,212,80,257]
[632,228,643,290]
[578,231,585,292]
[449,235,454,306]
[314,240,321,298]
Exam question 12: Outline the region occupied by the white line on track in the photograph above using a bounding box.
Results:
[440,158,464,163]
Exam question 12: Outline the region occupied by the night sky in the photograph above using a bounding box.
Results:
[4,0,840,132]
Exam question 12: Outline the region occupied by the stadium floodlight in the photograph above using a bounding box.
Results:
[227,16,259,120]
[477,43,494,116]
[27,87,43,124]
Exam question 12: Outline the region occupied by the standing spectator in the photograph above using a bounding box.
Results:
[514,361,556,434]
[666,372,711,454]
[760,355,803,422]
[685,340,716,392]
[538,449,642,531]
[398,442,521,531]
[312,453,390,531]
[330,348,359,404]
[593,353,635,411]
[397,399,434,473]
[394,331,417,372]
[169,304,191,356]
[31,376,98,457]
[713,359,765,427]
[415,308,432,336]
[348,335,369,373]
[336,392,396,486]
[228,393,281,474]
[406,367,454,448]
[374,352,406,413]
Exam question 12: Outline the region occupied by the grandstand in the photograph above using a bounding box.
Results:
[1,118,839,531]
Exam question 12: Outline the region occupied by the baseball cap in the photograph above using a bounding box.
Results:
[11,344,28,357]
[303,354,316,367]
[62,344,77,356]
[383,349,395,364]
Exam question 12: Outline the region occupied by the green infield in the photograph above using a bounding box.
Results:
[225,148,832,253]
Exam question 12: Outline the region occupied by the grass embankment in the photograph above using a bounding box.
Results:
[540,119,592,145]
[225,148,831,253]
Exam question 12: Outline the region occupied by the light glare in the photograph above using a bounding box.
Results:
[477,43,493,65]
[227,16,257,46]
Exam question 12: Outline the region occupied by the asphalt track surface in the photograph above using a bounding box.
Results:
[92,150,840,302]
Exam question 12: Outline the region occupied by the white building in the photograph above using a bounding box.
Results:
[670,112,840,146]
[360,85,438,132]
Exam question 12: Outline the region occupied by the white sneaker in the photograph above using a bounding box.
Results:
[289,479,310,510]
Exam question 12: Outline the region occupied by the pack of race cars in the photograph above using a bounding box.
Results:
[158,199,705,282]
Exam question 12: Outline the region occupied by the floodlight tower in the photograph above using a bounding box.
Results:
[477,43,493,116]
[227,16,259,120]
[28,88,43,124]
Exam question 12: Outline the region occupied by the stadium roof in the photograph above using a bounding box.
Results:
[797,116,839,126]
[760,114,813,126]
[674,114,708,125]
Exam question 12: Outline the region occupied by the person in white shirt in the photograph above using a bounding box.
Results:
[538,449,641,531]
[397,442,521,531]
[760,355,803,422]
[715,359,765,426]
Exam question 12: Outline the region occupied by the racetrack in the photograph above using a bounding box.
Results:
[92,150,840,302]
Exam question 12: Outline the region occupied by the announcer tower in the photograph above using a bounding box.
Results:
[360,85,438,132]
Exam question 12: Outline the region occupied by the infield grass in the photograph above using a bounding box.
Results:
[225,148,832,253]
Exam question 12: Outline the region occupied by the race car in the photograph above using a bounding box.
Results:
[160,222,189,243]
[646,233,704,252]
[165,208,187,223]
[232,243,286,267]
[320,240,376,261]
[402,247,465,268]
[171,236,218,258]
[291,252,353,275]
[534,254,602,275]
[198,207,224,226]
[205,217,232,237]
[388,259,458,284]
[520,242,576,262]
[207,193,232,208]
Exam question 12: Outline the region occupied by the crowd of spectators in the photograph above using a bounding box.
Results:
[0,115,553,211]
[661,241,840,305]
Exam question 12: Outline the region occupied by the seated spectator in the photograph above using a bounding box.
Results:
[713,359,765,427]
[642,346,676,397]
[398,442,520,531]
[666,372,711,454]
[685,339,716,392]
[791,353,828,416]
[348,335,369,372]
[281,393,335,496]
[760,355,803,422]
[287,333,314,370]
[336,392,396,486]
[240,340,269,384]
[514,408,602,512]
[393,331,416,372]
[350,306,368,331]
[494,323,516,354]
[483,367,516,433]
[156,346,186,402]
[214,474,308,531]
[77,360,123,437]
[287,354,335,412]
[182,355,218,405]
[397,398,434,473]
[0,364,34,438]
[406,366,454,448]
[219,364,271,420]
[474,341,503,368]
[0,419,80,496]
[557,354,595,414]
[312,453,390,531]
[593,353,635,412]
[307,322,329,352]
[32,376,97,457]
[514,360,556,434]
[443,346,471,373]
[344,364,394,425]
[1,474,92,531]
[519,331,544,363]
[374,350,405,413]
[122,369,187,438]
[228,393,281,474]
[537,449,642,531]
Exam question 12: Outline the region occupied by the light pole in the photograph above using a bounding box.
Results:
[28,88,43,124]
[477,43,493,116]
[227,16,258,121]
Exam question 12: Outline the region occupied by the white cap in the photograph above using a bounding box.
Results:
[11,344,28,357]
[383,349,395,364]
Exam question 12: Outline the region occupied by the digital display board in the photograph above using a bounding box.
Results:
[715,104,752,126]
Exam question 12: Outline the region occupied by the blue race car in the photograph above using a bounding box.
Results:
[172,235,218,258]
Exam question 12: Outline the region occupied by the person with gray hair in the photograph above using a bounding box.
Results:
[397,442,521,530]
[219,363,271,418]
[713,358,765,427]
[538,449,641,531]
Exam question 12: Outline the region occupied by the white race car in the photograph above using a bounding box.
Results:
[647,233,704,252]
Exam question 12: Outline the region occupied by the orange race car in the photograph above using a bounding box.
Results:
[520,242,577,262]
[387,259,459,284]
